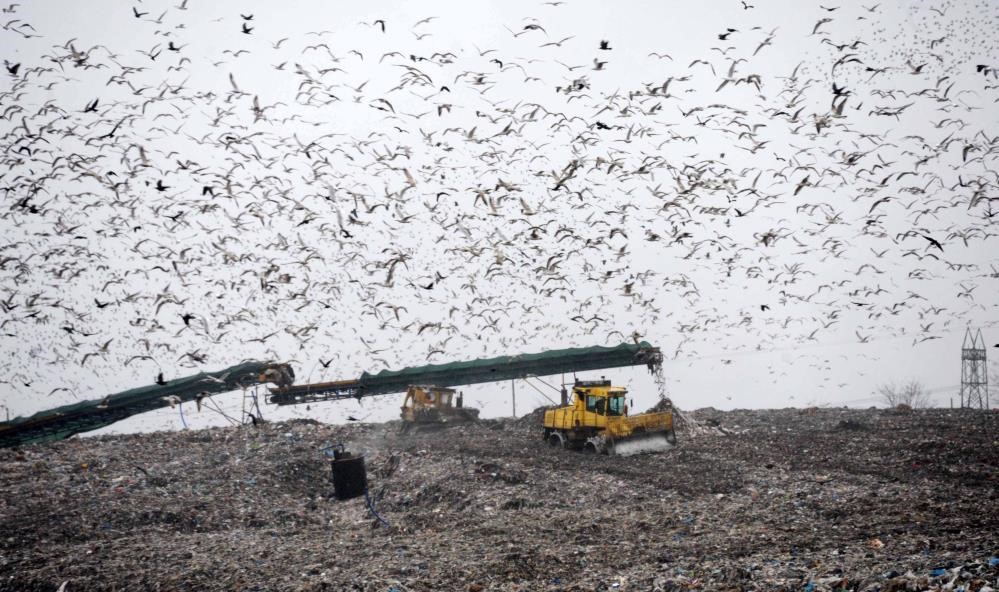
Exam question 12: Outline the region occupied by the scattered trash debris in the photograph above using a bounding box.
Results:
[0,408,995,590]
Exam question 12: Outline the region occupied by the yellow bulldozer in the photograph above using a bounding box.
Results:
[400,385,480,432]
[543,378,675,455]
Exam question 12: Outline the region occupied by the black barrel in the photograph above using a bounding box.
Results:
[330,449,367,500]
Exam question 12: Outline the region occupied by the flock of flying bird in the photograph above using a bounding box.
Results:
[1,0,998,418]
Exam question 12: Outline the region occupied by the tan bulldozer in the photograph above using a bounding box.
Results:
[400,385,479,432]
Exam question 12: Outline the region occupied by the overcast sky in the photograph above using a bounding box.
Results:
[1,0,998,435]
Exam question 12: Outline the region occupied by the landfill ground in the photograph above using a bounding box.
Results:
[1,406,997,592]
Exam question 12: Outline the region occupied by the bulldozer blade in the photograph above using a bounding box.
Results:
[611,433,674,456]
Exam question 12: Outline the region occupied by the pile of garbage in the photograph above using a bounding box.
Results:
[0,408,996,591]
[647,398,734,438]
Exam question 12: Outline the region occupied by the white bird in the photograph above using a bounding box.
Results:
[199,372,231,385]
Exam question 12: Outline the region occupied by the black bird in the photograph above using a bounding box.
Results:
[155,179,169,192]
[180,312,195,326]
[718,28,736,40]
[83,98,98,113]
[62,326,97,337]
[4,61,19,76]
[94,298,111,309]
[240,13,253,20]
[319,359,333,368]
[133,6,147,18]
[98,119,122,140]
[241,22,253,34]
[373,19,386,32]
[346,415,360,421]
[741,1,754,8]
[155,372,167,386]
[921,234,944,252]
[598,40,611,50]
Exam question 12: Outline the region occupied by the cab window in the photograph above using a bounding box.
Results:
[586,396,607,414]
[608,395,625,416]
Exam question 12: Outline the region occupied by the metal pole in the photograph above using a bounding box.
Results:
[511,379,516,418]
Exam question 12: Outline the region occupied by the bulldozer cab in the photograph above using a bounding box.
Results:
[582,391,626,416]
[576,379,628,419]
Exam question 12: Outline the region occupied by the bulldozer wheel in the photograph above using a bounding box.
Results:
[582,441,598,454]
[548,432,565,448]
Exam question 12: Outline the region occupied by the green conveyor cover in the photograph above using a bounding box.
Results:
[356,342,661,396]
[0,361,275,448]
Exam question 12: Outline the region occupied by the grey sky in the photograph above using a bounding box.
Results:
[1,0,998,433]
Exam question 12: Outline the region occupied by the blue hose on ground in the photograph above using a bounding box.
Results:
[364,487,390,528]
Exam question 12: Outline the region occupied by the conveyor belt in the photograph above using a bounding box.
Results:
[268,342,662,405]
[0,361,291,448]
